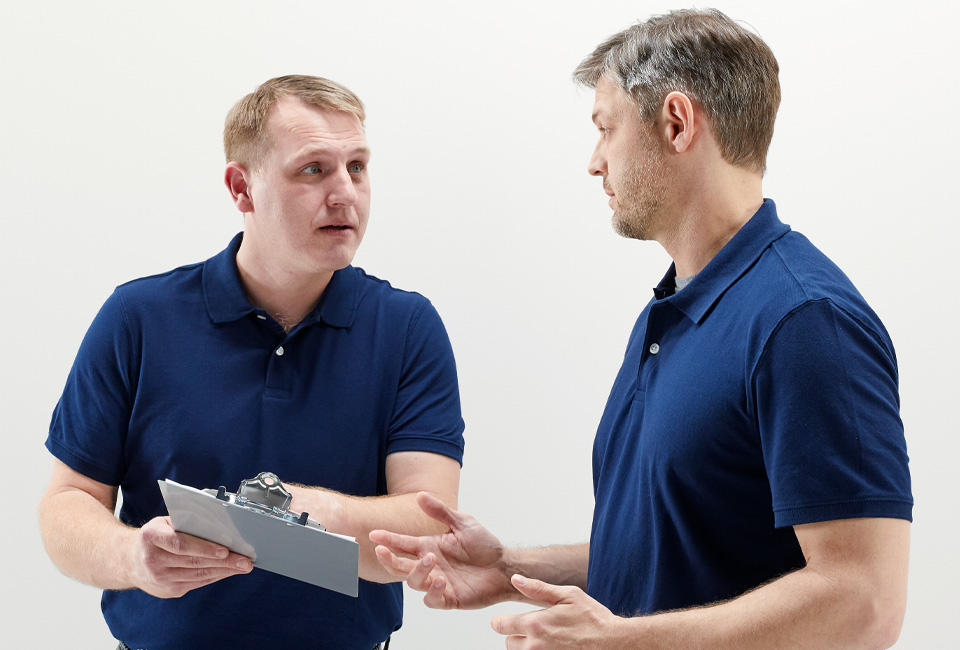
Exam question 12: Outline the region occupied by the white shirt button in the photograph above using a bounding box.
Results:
[649,343,660,355]
[275,346,285,356]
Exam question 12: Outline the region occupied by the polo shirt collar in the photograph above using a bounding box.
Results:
[314,263,360,328]
[202,232,360,328]
[655,199,790,324]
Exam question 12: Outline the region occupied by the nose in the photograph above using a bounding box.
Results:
[327,166,359,207]
[588,140,606,177]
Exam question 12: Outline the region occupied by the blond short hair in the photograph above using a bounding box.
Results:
[223,75,366,170]
[573,9,780,174]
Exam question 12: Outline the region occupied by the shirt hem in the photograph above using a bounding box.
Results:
[386,436,465,465]
[773,498,913,527]
[45,436,121,486]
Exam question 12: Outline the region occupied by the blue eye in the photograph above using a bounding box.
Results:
[350,163,364,173]
[304,164,320,174]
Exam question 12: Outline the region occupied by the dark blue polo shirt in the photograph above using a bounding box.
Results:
[46,233,465,649]
[586,200,911,616]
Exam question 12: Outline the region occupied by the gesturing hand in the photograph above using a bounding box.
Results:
[370,492,515,609]
[127,516,252,598]
[491,575,628,650]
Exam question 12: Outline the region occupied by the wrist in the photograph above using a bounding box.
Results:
[616,612,665,650]
[116,525,142,590]
[498,547,528,602]
[296,486,347,533]
[611,614,644,650]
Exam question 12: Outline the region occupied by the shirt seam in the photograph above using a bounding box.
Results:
[399,299,431,376]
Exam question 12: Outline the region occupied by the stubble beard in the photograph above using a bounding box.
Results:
[611,134,667,242]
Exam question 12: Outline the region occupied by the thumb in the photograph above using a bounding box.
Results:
[510,574,568,606]
[416,492,463,530]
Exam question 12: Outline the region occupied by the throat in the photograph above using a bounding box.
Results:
[274,312,304,332]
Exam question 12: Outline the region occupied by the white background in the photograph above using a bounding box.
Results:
[2,1,957,647]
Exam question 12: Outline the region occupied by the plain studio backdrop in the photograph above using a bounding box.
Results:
[2,1,956,647]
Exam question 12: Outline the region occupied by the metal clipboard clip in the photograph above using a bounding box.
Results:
[211,472,325,531]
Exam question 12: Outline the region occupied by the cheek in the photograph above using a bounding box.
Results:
[357,188,372,218]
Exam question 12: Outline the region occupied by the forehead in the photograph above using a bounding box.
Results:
[592,77,635,122]
[265,96,368,157]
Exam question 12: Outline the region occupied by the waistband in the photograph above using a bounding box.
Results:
[119,638,390,650]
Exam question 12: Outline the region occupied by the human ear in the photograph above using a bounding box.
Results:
[660,91,697,154]
[224,162,254,213]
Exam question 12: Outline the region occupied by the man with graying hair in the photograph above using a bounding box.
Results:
[372,9,912,649]
[39,75,466,649]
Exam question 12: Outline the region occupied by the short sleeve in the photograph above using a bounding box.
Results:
[386,300,465,464]
[45,290,138,485]
[753,299,912,527]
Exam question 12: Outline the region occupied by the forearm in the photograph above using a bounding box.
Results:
[38,488,137,590]
[619,518,910,650]
[504,543,590,592]
[623,564,897,650]
[294,487,453,583]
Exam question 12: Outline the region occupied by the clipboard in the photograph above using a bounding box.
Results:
[158,474,360,597]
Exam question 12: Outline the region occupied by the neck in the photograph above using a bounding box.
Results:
[235,239,333,332]
[658,164,764,278]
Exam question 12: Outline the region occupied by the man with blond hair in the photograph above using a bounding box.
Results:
[372,10,912,649]
[39,75,465,649]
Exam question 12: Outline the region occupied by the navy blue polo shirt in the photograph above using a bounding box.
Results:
[586,200,911,616]
[46,233,465,649]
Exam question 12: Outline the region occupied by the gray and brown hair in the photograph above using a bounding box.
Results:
[573,8,780,174]
[224,75,366,170]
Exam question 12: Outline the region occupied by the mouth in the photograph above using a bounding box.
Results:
[606,192,616,209]
[318,224,353,231]
[603,182,615,204]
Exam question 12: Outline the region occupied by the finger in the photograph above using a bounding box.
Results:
[151,548,253,576]
[376,547,444,595]
[373,544,419,576]
[162,562,253,584]
[491,612,525,637]
[504,635,527,650]
[510,574,569,606]
[143,520,231,560]
[416,491,465,530]
[151,563,253,598]
[183,551,253,572]
[368,529,426,556]
[421,573,450,609]
[405,552,442,592]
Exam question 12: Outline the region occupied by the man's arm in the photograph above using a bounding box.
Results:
[491,517,910,650]
[370,493,589,607]
[506,543,590,592]
[286,450,462,583]
[38,459,252,597]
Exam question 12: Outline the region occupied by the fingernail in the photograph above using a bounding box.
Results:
[216,548,228,558]
[423,555,434,567]
[238,559,251,570]
[514,575,527,586]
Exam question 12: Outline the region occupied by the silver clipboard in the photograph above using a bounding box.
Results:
[158,478,360,597]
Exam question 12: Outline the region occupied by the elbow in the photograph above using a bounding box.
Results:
[869,606,905,650]
[854,586,907,650]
